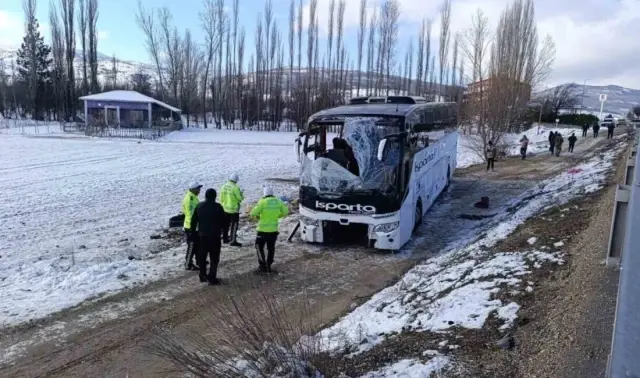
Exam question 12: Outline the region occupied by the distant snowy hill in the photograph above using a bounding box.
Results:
[546,84,640,117]
[0,48,154,85]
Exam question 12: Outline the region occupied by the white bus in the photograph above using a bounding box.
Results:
[294,96,459,251]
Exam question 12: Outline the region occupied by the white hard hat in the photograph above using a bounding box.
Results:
[189,181,203,190]
[229,173,239,182]
[263,186,274,196]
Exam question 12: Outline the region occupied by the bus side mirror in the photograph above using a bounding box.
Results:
[377,138,388,161]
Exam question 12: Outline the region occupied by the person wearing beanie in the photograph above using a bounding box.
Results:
[190,188,226,285]
[182,181,203,271]
[219,173,244,247]
[250,186,289,274]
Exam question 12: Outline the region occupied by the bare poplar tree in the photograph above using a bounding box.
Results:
[231,0,239,120]
[307,0,317,112]
[255,14,263,128]
[288,0,295,101]
[87,0,99,93]
[215,3,226,128]
[406,40,413,94]
[450,33,459,100]
[381,0,400,96]
[77,0,88,94]
[60,0,76,118]
[366,8,377,96]
[326,0,335,86]
[200,0,223,128]
[236,26,245,127]
[424,19,433,95]
[415,19,426,94]
[22,0,39,117]
[334,0,345,94]
[438,0,451,100]
[356,0,367,96]
[137,2,165,97]
[49,4,66,120]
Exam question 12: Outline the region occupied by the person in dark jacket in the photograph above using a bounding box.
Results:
[568,133,577,153]
[607,123,615,139]
[582,123,589,138]
[485,141,497,172]
[554,133,564,157]
[593,123,600,138]
[548,131,556,154]
[191,188,226,285]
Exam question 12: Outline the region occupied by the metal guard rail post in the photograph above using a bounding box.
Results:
[607,131,640,377]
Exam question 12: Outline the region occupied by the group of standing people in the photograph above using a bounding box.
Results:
[181,174,289,285]
[581,122,615,139]
[548,131,577,156]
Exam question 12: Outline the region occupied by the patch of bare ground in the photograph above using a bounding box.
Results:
[316,136,629,378]
[455,139,629,377]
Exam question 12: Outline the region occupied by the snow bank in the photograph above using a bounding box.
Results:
[317,140,625,364]
[0,132,298,327]
[359,356,450,378]
[456,124,582,168]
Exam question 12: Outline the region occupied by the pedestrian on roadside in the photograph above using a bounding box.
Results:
[190,188,226,285]
[250,186,289,274]
[220,173,244,247]
[548,131,556,154]
[593,123,600,138]
[554,133,564,157]
[182,182,203,271]
[607,122,615,139]
[582,123,589,138]
[519,135,529,160]
[568,133,577,153]
[486,141,497,172]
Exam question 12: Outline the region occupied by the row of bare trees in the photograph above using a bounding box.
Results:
[48,0,99,120]
[134,0,476,130]
[2,0,555,138]
[0,0,100,120]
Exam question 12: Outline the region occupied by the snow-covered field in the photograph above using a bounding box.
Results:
[0,129,299,327]
[0,122,586,329]
[315,138,625,375]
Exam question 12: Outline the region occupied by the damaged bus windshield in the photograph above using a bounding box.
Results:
[299,115,404,194]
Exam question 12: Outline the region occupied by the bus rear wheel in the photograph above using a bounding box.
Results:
[444,166,451,191]
[414,200,423,232]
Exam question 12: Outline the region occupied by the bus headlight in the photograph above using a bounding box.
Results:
[373,222,399,233]
[300,216,319,226]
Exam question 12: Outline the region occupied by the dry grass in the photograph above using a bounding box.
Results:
[147,285,332,378]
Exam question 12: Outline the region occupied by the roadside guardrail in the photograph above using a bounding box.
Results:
[606,131,640,377]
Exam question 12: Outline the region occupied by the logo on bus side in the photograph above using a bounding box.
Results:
[414,151,437,173]
[315,201,376,214]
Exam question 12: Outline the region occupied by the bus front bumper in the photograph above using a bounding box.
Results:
[298,209,402,250]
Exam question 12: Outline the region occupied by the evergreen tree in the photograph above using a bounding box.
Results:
[16,16,53,120]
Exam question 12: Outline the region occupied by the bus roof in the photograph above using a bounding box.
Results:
[309,102,457,120]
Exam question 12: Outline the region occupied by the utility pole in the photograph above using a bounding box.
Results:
[581,79,589,114]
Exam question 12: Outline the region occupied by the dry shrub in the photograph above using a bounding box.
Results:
[147,286,329,378]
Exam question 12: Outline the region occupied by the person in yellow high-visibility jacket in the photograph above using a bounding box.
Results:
[182,181,202,270]
[219,173,244,247]
[250,186,289,274]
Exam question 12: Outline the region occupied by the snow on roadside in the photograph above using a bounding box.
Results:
[359,355,450,378]
[317,139,626,368]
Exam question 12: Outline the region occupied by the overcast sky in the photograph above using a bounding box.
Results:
[1,0,639,89]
